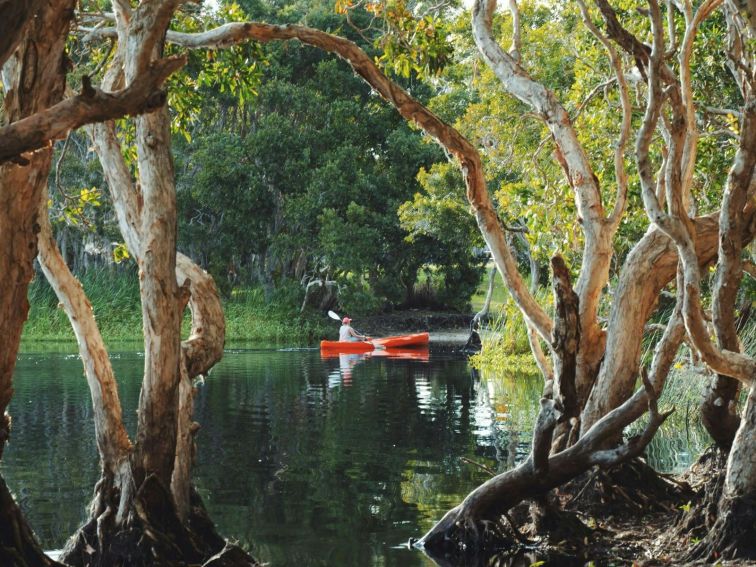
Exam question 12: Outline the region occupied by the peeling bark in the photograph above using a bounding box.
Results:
[0,0,46,68]
[702,100,756,448]
[55,2,232,564]
[581,214,727,431]
[550,256,580,452]
[37,185,132,478]
[0,2,79,564]
[472,0,615,399]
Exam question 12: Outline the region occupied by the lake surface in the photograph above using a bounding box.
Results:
[2,344,708,566]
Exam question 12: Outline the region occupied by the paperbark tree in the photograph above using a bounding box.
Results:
[40,2,254,565]
[0,1,202,565]
[324,0,755,559]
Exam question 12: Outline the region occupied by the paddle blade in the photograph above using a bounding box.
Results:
[327,310,341,321]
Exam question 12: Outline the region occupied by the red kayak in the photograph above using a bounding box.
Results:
[320,332,429,353]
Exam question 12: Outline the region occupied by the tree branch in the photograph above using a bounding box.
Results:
[576,0,633,228]
[82,16,557,342]
[0,56,184,165]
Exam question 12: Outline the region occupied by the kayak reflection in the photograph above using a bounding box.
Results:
[323,347,430,387]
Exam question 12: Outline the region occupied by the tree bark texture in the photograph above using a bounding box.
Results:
[702,98,756,448]
[0,0,74,458]
[549,255,580,452]
[36,185,133,482]
[581,213,728,431]
[0,0,46,69]
[472,0,614,401]
[56,3,235,564]
[0,2,78,565]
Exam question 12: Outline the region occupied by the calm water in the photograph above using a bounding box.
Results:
[2,344,708,566]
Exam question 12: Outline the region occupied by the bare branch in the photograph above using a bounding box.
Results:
[506,0,521,62]
[637,0,675,232]
[576,0,633,228]
[571,77,617,123]
[588,368,674,467]
[531,398,559,476]
[679,0,725,213]
[0,56,185,165]
[666,0,678,54]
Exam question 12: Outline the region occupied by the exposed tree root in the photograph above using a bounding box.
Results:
[674,447,725,538]
[0,475,65,567]
[674,449,756,563]
[563,458,691,517]
[528,499,593,544]
[686,493,756,562]
[60,475,258,567]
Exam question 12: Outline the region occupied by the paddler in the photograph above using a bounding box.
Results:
[339,317,370,342]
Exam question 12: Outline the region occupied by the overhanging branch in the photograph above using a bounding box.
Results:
[0,56,185,165]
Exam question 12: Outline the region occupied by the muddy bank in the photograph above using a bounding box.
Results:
[348,310,472,338]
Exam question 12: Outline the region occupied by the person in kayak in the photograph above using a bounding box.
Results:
[339,317,370,342]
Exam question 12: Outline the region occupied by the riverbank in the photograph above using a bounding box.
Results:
[22,274,474,345]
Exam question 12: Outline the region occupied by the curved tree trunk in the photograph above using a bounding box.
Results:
[581,214,726,431]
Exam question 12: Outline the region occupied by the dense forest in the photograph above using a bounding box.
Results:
[0,0,755,565]
[42,0,486,318]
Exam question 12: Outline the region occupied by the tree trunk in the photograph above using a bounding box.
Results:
[700,95,756,449]
[0,3,75,564]
[56,4,246,564]
[581,214,726,431]
[549,256,580,453]
[689,382,756,561]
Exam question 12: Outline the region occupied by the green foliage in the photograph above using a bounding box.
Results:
[53,186,102,228]
[167,2,265,140]
[468,278,553,376]
[336,0,455,78]
[171,16,469,310]
[112,243,131,264]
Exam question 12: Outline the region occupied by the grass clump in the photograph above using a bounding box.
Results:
[469,279,552,378]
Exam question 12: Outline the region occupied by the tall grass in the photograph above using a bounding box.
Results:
[223,286,331,344]
[23,269,331,345]
[24,268,142,341]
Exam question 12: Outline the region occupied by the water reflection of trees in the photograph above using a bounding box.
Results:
[2,352,143,547]
[3,349,704,563]
[192,351,498,565]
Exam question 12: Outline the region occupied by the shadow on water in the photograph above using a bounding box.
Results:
[4,344,707,566]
